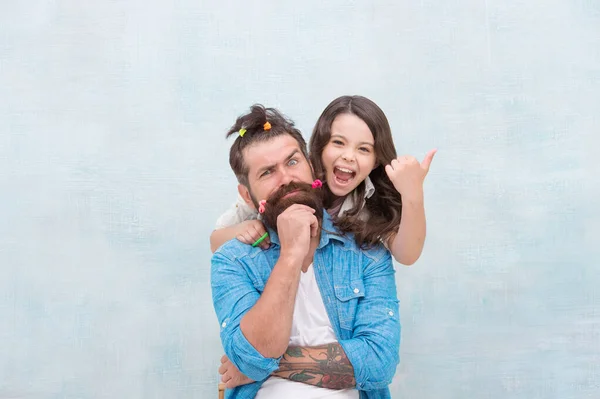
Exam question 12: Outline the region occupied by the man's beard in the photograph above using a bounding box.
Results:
[257,181,324,233]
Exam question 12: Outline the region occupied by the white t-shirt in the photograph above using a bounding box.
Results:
[214,194,260,230]
[255,265,359,399]
[214,177,375,229]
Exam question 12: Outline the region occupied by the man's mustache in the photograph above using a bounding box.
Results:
[266,181,314,205]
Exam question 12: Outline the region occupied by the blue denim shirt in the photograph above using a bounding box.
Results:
[211,213,401,399]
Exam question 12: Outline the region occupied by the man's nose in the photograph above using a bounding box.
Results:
[277,167,294,186]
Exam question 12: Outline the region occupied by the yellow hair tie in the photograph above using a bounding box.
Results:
[239,128,247,137]
[263,122,271,131]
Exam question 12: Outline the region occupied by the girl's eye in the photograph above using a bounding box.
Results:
[332,140,344,145]
[359,147,371,153]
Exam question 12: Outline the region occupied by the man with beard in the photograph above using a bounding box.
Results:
[211,105,400,399]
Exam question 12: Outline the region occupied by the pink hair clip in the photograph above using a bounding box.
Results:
[311,179,323,189]
[258,200,267,214]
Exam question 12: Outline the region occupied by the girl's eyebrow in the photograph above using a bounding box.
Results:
[331,134,374,146]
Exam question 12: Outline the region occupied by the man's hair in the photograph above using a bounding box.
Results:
[226,104,308,187]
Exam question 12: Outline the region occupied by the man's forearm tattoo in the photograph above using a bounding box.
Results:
[272,343,356,389]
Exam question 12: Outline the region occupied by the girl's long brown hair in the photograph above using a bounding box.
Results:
[309,95,403,248]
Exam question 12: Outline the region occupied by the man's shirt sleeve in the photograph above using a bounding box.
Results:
[211,249,280,381]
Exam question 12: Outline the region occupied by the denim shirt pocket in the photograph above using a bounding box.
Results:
[334,279,365,331]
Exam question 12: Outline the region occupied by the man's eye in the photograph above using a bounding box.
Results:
[288,159,298,166]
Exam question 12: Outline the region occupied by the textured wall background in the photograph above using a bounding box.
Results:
[1,1,599,398]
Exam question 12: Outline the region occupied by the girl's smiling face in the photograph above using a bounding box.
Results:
[321,113,377,197]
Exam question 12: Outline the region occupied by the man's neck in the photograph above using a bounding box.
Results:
[301,234,321,272]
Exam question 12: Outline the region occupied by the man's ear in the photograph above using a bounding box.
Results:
[238,184,256,210]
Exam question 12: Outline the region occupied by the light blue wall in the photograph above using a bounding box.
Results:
[1,1,598,398]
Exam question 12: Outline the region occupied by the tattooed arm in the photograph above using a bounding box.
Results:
[218,343,355,390]
[272,344,356,389]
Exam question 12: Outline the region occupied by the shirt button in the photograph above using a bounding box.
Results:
[388,311,394,317]
[353,288,360,294]
[221,322,227,328]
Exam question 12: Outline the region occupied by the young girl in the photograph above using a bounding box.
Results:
[210,95,436,265]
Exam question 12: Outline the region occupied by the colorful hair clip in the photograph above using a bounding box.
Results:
[239,128,247,137]
[263,121,271,131]
[311,179,323,189]
[258,200,266,214]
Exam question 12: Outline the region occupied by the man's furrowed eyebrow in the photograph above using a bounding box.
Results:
[285,149,300,161]
[256,163,275,177]
[255,150,301,177]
